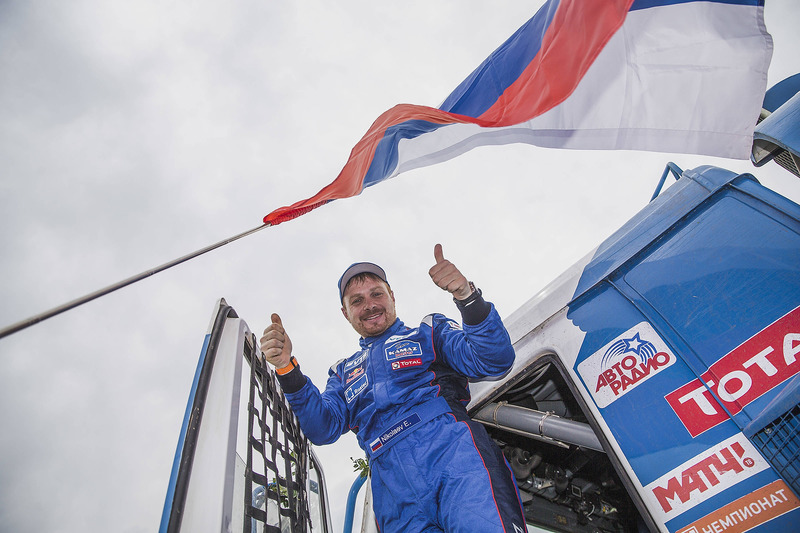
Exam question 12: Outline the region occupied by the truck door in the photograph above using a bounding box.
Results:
[160,299,334,533]
[566,167,800,532]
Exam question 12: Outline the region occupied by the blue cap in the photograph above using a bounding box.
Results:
[338,262,387,302]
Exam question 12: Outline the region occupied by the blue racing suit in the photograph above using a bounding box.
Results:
[276,295,526,532]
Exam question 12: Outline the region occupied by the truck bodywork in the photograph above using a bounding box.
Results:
[468,163,800,532]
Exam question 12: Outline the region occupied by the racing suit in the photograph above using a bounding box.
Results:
[276,293,526,532]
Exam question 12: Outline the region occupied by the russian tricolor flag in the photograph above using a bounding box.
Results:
[264,0,772,225]
[370,438,383,453]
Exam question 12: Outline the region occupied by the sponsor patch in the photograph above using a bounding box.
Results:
[385,340,422,361]
[384,329,418,344]
[577,322,676,408]
[369,413,421,453]
[391,357,423,370]
[344,350,368,371]
[676,479,800,533]
[666,304,800,437]
[644,433,769,522]
[345,365,365,384]
[345,374,368,403]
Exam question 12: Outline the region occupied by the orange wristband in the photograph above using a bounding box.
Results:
[275,356,299,376]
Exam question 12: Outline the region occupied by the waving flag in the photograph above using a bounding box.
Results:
[264,0,772,225]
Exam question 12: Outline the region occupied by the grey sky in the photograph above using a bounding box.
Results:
[1,1,799,532]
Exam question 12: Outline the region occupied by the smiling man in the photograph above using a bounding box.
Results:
[260,244,526,532]
[339,264,397,338]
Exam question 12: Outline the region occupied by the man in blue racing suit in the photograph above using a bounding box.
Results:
[260,244,526,532]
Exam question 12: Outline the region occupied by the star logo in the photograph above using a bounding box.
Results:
[623,332,645,354]
[601,331,657,367]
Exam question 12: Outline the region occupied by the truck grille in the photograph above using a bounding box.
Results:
[773,150,800,178]
[751,404,800,497]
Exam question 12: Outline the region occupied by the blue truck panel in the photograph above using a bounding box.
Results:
[569,166,800,532]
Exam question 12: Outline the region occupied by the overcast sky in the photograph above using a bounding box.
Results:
[1,1,799,532]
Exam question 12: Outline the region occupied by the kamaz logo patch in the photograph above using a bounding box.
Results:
[385,340,422,361]
[577,322,676,408]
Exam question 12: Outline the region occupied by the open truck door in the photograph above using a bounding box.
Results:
[160,299,334,533]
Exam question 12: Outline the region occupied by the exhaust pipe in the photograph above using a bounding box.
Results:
[473,402,604,453]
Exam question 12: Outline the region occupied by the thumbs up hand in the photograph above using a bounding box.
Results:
[428,244,472,300]
[260,313,293,368]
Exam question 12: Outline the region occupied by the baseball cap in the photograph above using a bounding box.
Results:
[338,262,388,302]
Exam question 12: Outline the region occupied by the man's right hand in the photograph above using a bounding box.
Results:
[260,313,293,368]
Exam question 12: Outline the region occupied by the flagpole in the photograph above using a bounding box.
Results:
[0,223,271,340]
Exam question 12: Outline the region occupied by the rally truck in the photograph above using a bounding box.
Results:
[159,78,800,533]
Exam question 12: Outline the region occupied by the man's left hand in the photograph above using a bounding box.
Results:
[429,243,472,300]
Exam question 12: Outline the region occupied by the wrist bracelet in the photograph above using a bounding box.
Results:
[454,282,482,308]
[275,356,299,376]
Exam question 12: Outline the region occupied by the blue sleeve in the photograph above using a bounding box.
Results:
[279,364,350,446]
[430,303,515,379]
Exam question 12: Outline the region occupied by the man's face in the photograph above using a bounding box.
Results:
[341,276,397,338]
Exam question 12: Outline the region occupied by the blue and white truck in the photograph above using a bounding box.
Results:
[160,77,800,533]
